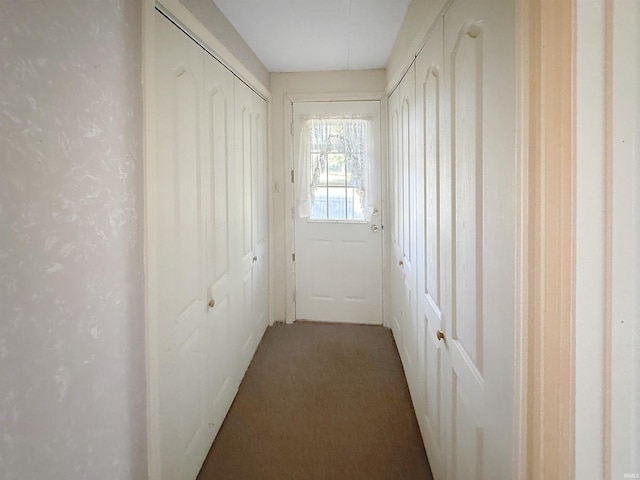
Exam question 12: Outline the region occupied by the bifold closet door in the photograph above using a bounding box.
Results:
[415,19,446,480]
[202,45,237,433]
[388,65,419,389]
[234,79,269,371]
[154,12,214,480]
[442,0,516,478]
[251,94,269,337]
[389,0,517,478]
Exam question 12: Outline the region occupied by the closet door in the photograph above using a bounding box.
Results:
[202,51,236,430]
[442,0,516,478]
[154,12,211,480]
[234,79,265,370]
[415,19,446,480]
[251,94,269,333]
[388,86,405,362]
[396,66,419,388]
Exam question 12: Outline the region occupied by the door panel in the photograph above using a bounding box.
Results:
[443,0,515,478]
[388,67,418,385]
[388,96,402,334]
[252,95,268,330]
[202,50,235,433]
[445,11,489,480]
[235,79,267,367]
[415,18,446,480]
[294,101,383,325]
[154,12,209,480]
[451,20,484,373]
[235,79,255,365]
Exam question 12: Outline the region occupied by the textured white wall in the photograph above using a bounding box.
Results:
[0,2,146,479]
[180,0,271,89]
[269,70,387,322]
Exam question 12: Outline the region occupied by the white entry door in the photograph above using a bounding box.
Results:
[293,101,383,324]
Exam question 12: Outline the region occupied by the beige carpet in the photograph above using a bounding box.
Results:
[197,321,433,480]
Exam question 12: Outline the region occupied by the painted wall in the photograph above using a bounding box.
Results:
[386,0,447,92]
[575,1,640,477]
[269,70,387,323]
[180,0,270,89]
[0,2,146,479]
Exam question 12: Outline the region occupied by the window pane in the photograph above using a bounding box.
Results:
[327,153,346,186]
[311,187,328,219]
[346,151,364,187]
[327,187,347,220]
[346,187,366,220]
[312,153,327,187]
[304,117,369,221]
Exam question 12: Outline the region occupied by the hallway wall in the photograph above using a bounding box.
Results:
[269,70,387,323]
[0,2,146,479]
[575,1,640,476]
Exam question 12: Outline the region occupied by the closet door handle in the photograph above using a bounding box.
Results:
[399,260,404,267]
[436,330,445,341]
[208,299,216,309]
[252,255,258,263]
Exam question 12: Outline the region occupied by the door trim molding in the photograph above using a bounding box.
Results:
[513,0,529,478]
[524,0,576,478]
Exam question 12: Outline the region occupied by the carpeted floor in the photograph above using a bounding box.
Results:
[197,321,433,480]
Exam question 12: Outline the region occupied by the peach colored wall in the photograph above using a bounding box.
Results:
[0,2,146,478]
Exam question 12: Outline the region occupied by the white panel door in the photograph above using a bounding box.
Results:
[415,19,446,480]
[388,87,404,335]
[202,49,236,433]
[388,69,419,385]
[235,78,256,366]
[294,101,383,324]
[154,12,211,480]
[251,93,269,333]
[442,0,516,478]
[235,79,268,367]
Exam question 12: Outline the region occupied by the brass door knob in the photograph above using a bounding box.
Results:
[208,299,216,309]
[436,330,445,341]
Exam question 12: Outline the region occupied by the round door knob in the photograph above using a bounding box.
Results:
[436,330,445,341]
[399,260,404,266]
[253,255,258,263]
[371,224,380,233]
[208,299,215,309]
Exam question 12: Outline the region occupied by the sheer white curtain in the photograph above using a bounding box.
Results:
[296,116,372,220]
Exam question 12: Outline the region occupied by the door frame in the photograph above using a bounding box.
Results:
[521,0,575,478]
[283,92,388,325]
[141,1,271,478]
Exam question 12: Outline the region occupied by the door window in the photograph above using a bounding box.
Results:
[297,117,370,221]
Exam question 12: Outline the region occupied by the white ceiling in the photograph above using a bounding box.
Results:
[212,0,412,73]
